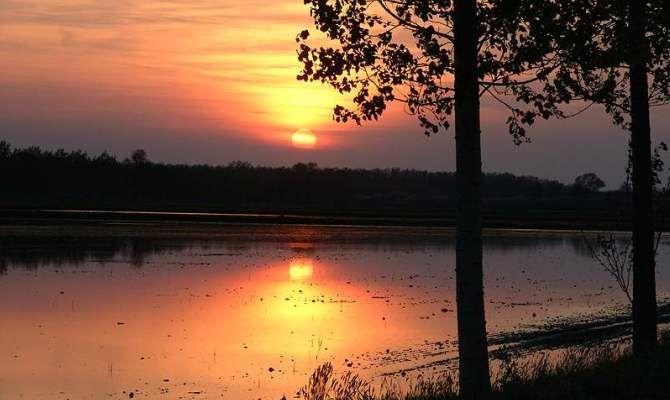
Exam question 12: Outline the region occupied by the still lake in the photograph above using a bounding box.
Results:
[1,224,668,399]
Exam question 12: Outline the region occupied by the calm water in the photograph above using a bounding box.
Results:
[0,224,668,399]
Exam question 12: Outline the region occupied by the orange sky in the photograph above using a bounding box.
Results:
[1,0,669,186]
[0,1,347,141]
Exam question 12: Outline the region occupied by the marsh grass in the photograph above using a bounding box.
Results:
[288,336,670,400]
[286,362,458,400]
[492,338,670,400]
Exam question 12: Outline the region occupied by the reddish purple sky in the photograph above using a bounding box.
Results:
[1,0,669,187]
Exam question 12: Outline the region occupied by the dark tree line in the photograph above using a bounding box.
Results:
[0,140,621,212]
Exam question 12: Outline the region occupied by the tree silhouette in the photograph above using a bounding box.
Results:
[130,149,149,165]
[296,1,573,398]
[127,149,151,200]
[574,173,606,193]
[536,0,670,355]
[0,140,10,159]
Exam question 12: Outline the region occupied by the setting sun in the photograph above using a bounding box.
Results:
[291,129,317,148]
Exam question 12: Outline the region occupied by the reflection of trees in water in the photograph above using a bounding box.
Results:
[0,236,197,271]
[566,234,634,258]
[486,234,635,258]
[0,229,614,272]
[484,235,567,251]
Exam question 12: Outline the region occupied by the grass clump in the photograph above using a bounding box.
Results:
[284,362,458,400]
[288,337,670,400]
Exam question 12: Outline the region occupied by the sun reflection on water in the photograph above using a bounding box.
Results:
[289,258,314,280]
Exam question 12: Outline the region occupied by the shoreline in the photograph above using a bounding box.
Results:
[0,208,659,232]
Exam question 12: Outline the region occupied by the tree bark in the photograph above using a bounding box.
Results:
[453,0,491,399]
[628,0,657,355]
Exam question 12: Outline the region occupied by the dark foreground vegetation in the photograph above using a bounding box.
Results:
[290,337,670,400]
[0,140,647,229]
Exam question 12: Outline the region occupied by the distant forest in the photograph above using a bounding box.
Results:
[0,140,629,214]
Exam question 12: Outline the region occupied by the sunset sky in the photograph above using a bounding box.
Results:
[2,0,670,187]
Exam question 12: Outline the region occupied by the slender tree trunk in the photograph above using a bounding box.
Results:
[453,0,490,398]
[628,0,657,355]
